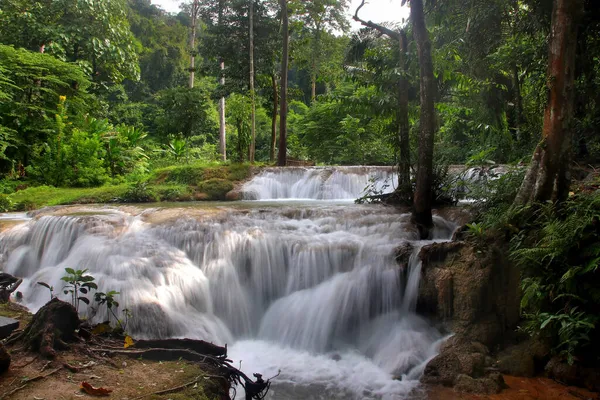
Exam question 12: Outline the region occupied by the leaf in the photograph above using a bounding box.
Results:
[78,297,90,305]
[65,267,76,275]
[37,282,51,289]
[92,323,112,335]
[124,336,134,349]
[80,382,112,396]
[83,282,98,289]
[80,288,88,294]
[540,316,554,330]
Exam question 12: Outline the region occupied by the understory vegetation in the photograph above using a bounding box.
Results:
[0,0,599,379]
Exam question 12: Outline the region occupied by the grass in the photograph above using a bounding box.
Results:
[1,162,257,210]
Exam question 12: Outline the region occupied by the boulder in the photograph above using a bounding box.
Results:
[454,372,505,395]
[0,315,19,339]
[545,356,600,392]
[496,337,551,377]
[417,241,521,347]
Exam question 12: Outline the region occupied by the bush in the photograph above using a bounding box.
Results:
[512,192,600,364]
[120,182,158,203]
[0,194,13,212]
[196,178,234,200]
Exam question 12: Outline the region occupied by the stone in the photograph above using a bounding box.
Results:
[0,316,19,339]
[496,338,550,377]
[454,372,505,395]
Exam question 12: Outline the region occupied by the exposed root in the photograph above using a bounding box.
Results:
[0,366,61,399]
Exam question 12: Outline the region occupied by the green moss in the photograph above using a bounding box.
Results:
[151,162,252,186]
[9,185,129,209]
[0,302,32,327]
[197,179,234,200]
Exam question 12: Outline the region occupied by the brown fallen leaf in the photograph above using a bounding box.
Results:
[80,381,112,396]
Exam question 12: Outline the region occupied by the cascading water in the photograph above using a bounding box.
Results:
[0,193,455,399]
[242,166,398,200]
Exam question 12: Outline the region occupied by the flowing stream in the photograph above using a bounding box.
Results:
[0,167,456,399]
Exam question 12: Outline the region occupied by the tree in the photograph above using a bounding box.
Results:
[188,0,201,88]
[407,0,436,239]
[353,0,411,198]
[514,0,584,205]
[0,0,140,85]
[249,0,256,162]
[295,0,349,102]
[278,0,289,166]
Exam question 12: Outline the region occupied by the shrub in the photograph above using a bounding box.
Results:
[120,182,158,203]
[0,194,13,212]
[196,178,234,200]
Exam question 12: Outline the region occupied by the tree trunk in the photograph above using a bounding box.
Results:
[249,0,256,163]
[411,0,436,239]
[397,30,411,199]
[270,72,278,162]
[277,0,289,167]
[188,0,199,88]
[514,0,583,205]
[237,121,245,162]
[218,0,227,161]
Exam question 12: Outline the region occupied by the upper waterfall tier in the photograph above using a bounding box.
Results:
[241,166,398,200]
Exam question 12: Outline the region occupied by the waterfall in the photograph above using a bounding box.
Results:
[242,166,398,200]
[0,203,455,399]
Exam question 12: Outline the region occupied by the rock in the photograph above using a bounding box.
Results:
[417,241,521,347]
[496,338,550,377]
[0,315,19,339]
[225,189,243,201]
[544,356,600,391]
[454,372,505,395]
[0,343,10,374]
[394,243,413,266]
[421,337,491,386]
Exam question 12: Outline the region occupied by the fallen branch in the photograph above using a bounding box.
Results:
[0,366,61,399]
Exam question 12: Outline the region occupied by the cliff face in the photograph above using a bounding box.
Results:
[416,239,522,394]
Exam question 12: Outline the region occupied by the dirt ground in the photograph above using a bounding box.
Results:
[0,350,225,400]
[427,375,599,400]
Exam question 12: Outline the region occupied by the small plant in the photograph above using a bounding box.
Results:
[0,194,13,212]
[37,282,55,300]
[61,268,97,312]
[121,181,157,203]
[465,222,485,237]
[94,290,129,332]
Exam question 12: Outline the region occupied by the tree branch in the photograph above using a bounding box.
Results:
[353,0,402,41]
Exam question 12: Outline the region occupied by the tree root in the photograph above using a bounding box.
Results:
[0,366,61,399]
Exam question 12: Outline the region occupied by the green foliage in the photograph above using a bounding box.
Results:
[197,178,234,200]
[513,192,600,363]
[60,268,98,313]
[94,290,129,332]
[121,181,158,203]
[0,194,13,212]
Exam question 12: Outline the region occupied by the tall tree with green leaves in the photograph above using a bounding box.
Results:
[514,0,585,205]
[278,0,289,166]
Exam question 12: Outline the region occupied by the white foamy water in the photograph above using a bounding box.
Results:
[0,202,455,399]
[242,166,398,200]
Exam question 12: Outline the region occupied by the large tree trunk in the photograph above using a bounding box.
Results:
[277,0,289,167]
[270,72,278,162]
[249,0,256,163]
[514,0,583,205]
[397,30,411,199]
[411,0,436,239]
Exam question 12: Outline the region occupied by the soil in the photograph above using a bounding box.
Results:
[427,375,599,400]
[0,350,223,400]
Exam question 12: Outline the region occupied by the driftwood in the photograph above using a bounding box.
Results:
[133,338,227,359]
[0,273,22,303]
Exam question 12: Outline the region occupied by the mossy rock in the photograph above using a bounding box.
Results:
[197,179,234,200]
[201,167,228,181]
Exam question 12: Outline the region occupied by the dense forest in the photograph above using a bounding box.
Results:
[1,0,600,391]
